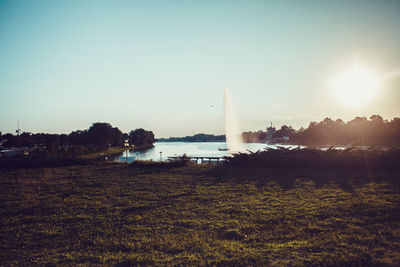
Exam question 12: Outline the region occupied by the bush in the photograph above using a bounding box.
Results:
[224,147,400,170]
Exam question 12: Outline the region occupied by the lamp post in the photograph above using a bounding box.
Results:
[124,140,129,163]
[160,151,162,162]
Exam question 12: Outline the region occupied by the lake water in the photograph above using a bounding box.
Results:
[113,142,300,163]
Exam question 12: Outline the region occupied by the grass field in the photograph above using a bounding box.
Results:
[1,161,400,266]
[78,147,127,160]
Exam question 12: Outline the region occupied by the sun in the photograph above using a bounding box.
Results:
[332,64,380,108]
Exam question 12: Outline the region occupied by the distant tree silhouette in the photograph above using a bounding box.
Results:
[87,122,123,148]
[1,122,131,149]
[239,116,400,146]
[242,131,266,143]
[129,128,155,147]
[69,130,89,146]
[159,133,225,142]
[2,133,19,147]
[273,125,295,139]
[122,133,129,142]
[290,116,400,146]
[1,116,399,149]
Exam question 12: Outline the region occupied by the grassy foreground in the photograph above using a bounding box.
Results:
[1,162,400,266]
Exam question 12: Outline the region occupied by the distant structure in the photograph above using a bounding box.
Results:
[16,120,21,136]
[266,122,276,144]
[266,122,290,144]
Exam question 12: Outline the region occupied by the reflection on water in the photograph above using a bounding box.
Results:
[114,142,300,162]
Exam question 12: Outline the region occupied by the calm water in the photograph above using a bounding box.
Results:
[114,142,300,163]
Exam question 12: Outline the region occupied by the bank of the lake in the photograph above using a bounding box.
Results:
[113,142,300,163]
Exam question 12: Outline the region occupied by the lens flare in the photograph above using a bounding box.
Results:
[332,64,380,108]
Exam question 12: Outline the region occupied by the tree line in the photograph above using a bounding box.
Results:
[158,133,226,142]
[2,115,399,148]
[0,122,155,149]
[242,115,400,146]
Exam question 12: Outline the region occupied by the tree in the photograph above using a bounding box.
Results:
[87,122,123,147]
[122,133,129,142]
[370,115,384,123]
[273,125,295,138]
[3,133,18,147]
[320,117,334,127]
[69,130,89,145]
[129,128,155,147]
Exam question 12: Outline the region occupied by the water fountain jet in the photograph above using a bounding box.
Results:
[224,88,245,153]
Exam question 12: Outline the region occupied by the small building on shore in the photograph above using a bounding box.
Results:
[266,123,276,143]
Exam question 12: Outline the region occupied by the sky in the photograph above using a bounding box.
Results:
[0,0,399,138]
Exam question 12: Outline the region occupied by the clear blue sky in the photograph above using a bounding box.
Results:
[1,0,399,137]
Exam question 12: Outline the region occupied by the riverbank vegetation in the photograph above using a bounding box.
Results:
[0,123,155,158]
[1,122,155,150]
[226,147,400,169]
[155,115,400,147]
[1,149,399,265]
[244,115,400,146]
[128,128,155,150]
[2,115,399,150]
[158,133,225,142]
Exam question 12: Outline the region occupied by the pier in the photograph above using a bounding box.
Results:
[168,156,225,163]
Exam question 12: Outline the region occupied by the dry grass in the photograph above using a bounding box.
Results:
[1,154,399,265]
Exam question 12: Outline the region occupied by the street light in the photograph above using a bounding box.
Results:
[124,139,129,163]
[160,151,162,162]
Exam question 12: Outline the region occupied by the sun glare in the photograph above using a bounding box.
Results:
[332,64,380,108]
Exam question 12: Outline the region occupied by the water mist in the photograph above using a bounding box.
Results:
[224,88,245,153]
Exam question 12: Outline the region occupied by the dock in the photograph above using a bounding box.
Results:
[168,156,225,163]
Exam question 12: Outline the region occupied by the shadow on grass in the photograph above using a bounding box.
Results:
[0,156,92,170]
[201,148,400,192]
[120,159,191,175]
